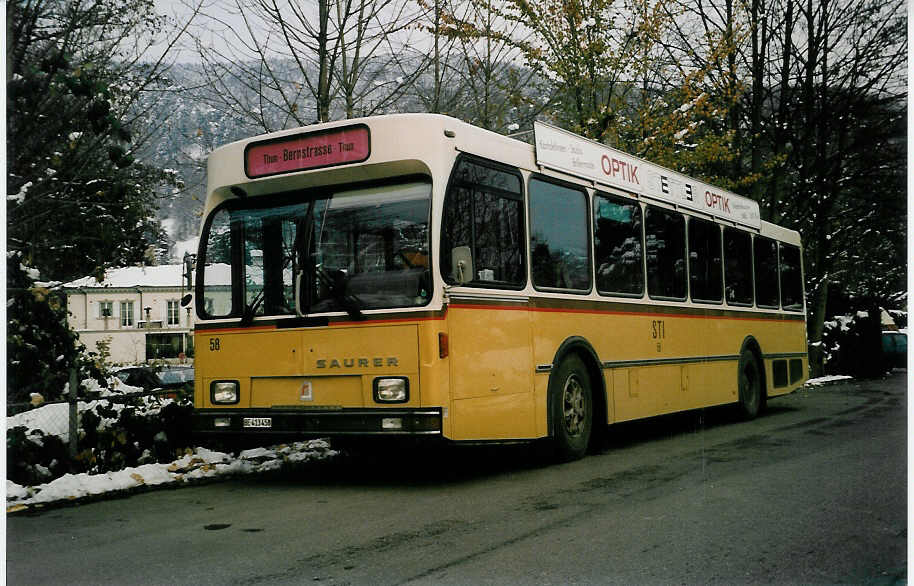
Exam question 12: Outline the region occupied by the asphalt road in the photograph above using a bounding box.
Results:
[7,372,907,585]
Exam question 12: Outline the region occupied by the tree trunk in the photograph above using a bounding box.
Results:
[808,278,829,377]
[749,0,765,202]
[317,0,331,122]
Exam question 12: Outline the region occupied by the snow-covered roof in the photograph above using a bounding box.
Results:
[64,264,186,289]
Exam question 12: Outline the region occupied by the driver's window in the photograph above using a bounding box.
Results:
[241,215,265,316]
[241,204,307,316]
[201,208,234,318]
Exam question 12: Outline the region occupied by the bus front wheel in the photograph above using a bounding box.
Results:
[737,350,763,419]
[551,355,592,462]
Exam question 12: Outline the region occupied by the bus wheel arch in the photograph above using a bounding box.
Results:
[547,337,607,460]
[737,336,767,419]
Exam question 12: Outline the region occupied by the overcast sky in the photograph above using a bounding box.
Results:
[151,0,250,63]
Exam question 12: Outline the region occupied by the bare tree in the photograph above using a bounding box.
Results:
[190,0,428,131]
[433,0,543,132]
[663,0,906,375]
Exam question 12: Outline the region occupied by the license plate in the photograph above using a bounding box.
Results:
[243,417,272,428]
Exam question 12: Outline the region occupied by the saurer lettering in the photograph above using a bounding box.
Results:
[316,357,399,368]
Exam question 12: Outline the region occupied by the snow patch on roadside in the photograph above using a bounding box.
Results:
[7,440,338,511]
[805,375,853,387]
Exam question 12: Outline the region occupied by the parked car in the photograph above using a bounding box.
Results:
[881,331,907,370]
[114,365,194,399]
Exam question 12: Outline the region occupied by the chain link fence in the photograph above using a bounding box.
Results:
[7,369,194,487]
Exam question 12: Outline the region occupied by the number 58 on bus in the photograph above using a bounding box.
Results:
[191,114,806,461]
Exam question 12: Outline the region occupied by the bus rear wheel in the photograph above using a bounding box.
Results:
[737,350,763,419]
[551,355,592,462]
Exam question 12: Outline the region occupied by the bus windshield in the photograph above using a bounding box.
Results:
[199,180,432,319]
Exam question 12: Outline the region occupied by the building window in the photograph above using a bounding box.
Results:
[146,333,187,359]
[98,301,113,319]
[167,300,180,326]
[120,301,135,327]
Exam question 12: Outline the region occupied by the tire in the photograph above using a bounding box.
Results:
[737,349,763,420]
[550,354,593,462]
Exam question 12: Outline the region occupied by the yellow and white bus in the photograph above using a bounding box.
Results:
[191,114,807,460]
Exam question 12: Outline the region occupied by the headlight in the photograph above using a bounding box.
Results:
[373,377,409,403]
[211,380,239,404]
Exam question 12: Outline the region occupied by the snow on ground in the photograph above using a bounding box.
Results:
[7,375,339,512]
[7,372,858,511]
[6,440,338,512]
[804,375,854,386]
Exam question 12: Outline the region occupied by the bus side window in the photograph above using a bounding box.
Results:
[645,206,687,300]
[529,178,591,292]
[688,217,722,303]
[754,236,780,308]
[593,193,643,296]
[723,227,753,305]
[441,159,525,288]
[779,244,804,311]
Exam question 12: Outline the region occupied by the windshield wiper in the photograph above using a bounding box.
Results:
[240,289,265,327]
[314,264,364,321]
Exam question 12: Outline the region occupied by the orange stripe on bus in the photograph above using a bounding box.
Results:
[195,303,800,331]
[449,303,802,322]
[332,315,447,327]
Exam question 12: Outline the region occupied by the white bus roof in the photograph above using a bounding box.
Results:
[533,122,761,230]
[206,113,798,243]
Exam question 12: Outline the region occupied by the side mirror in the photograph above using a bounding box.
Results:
[180,294,193,308]
[183,252,195,289]
[451,246,473,284]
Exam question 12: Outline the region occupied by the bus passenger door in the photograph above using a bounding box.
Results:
[446,299,535,440]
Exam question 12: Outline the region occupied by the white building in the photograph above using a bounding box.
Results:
[63,265,195,365]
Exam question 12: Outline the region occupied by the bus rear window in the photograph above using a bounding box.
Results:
[754,236,779,308]
[779,244,804,311]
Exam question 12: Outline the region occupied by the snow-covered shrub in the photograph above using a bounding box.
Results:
[820,309,886,377]
[78,400,193,474]
[6,381,194,485]
[6,426,70,486]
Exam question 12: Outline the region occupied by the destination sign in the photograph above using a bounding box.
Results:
[533,122,760,229]
[245,125,370,178]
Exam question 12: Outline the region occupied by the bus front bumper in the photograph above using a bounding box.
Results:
[192,408,443,437]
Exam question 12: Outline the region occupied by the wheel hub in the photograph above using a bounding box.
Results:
[562,374,586,436]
